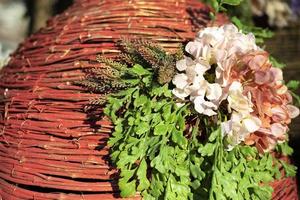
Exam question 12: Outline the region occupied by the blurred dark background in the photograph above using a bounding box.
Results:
[24,0,74,34]
[0,0,73,59]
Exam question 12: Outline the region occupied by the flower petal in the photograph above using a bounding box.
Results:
[203,109,217,116]
[242,116,262,133]
[172,88,189,100]
[176,59,187,71]
[172,73,188,89]
[270,123,287,138]
[194,96,205,113]
[287,105,300,119]
[207,83,222,100]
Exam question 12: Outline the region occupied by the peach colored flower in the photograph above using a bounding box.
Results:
[230,50,299,151]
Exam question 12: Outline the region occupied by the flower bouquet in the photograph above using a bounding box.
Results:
[0,0,298,199]
[79,24,299,199]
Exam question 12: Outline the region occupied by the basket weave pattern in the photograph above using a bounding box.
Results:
[0,0,297,199]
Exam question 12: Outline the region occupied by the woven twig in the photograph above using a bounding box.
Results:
[0,0,296,199]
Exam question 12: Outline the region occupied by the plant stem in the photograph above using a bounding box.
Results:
[209,127,222,200]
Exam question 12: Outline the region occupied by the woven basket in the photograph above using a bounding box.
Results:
[0,0,297,199]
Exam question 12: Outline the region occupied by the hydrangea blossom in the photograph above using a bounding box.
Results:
[172,24,299,151]
[221,81,262,150]
[185,24,259,87]
[172,57,222,116]
[222,112,262,150]
[173,24,259,117]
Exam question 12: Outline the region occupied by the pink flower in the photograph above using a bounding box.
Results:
[231,51,299,151]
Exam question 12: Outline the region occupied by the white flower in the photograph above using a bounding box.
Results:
[172,73,188,89]
[172,24,259,118]
[206,83,222,100]
[227,81,253,115]
[172,56,222,116]
[172,88,189,100]
[194,96,217,116]
[193,24,259,87]
[222,112,262,150]
[265,0,292,28]
[196,26,225,46]
[176,59,187,71]
[220,81,263,150]
[185,42,212,62]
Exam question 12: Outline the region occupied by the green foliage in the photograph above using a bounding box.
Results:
[204,0,242,15]
[269,56,285,69]
[276,142,294,156]
[195,126,281,200]
[105,69,194,199]
[225,0,253,25]
[279,160,297,177]
[287,80,300,91]
[290,91,300,107]
[285,80,300,107]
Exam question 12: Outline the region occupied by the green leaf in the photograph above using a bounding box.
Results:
[280,160,297,177]
[171,130,188,149]
[124,78,140,85]
[154,123,168,136]
[222,0,242,6]
[252,171,274,183]
[162,104,172,121]
[177,114,185,130]
[208,127,220,142]
[134,94,148,108]
[142,76,152,86]
[286,80,300,91]
[190,164,205,180]
[198,143,215,156]
[128,116,135,126]
[276,142,294,156]
[191,180,201,190]
[251,186,273,200]
[131,64,152,76]
[136,122,150,135]
[290,91,300,106]
[211,0,219,12]
[150,84,172,97]
[119,179,137,197]
[137,159,150,191]
[119,169,137,197]
[175,163,189,177]
[142,193,156,200]
[240,146,256,158]
[269,56,285,69]
[217,170,238,199]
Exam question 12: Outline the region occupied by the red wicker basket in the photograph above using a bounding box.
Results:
[0,0,297,199]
